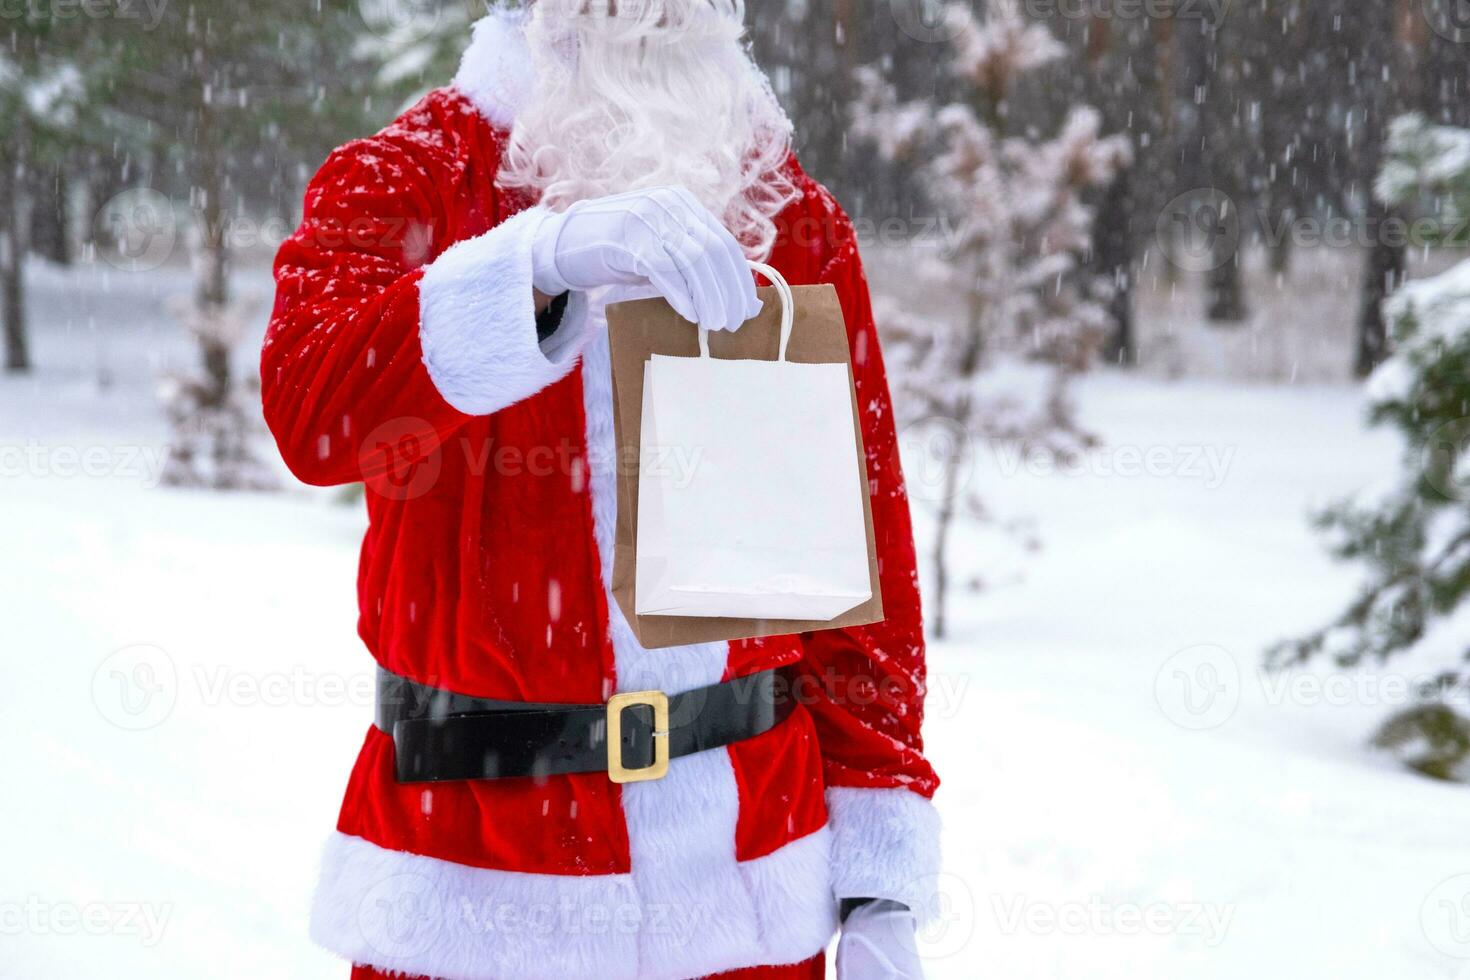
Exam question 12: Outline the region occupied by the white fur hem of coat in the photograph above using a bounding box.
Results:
[309,827,837,980]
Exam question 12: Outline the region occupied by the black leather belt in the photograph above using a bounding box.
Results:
[376,666,795,784]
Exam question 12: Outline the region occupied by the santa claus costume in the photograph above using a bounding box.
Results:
[261,3,939,978]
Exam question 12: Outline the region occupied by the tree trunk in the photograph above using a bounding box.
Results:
[1,135,32,374]
[195,98,232,410]
[930,436,964,641]
[1356,199,1405,378]
[196,238,232,410]
[1095,166,1136,366]
[29,164,70,266]
[929,303,983,640]
[1267,230,1292,279]
[1353,0,1424,378]
[1204,180,1246,324]
[1265,180,1295,278]
[1214,32,1250,322]
[1154,15,1181,286]
[84,159,127,251]
[1085,16,1136,367]
[1206,236,1247,324]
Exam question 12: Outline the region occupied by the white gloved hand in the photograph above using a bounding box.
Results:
[531,186,762,332]
[836,900,926,980]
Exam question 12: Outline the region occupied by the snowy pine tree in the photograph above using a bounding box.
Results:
[854,1,1129,637]
[1271,114,1470,780]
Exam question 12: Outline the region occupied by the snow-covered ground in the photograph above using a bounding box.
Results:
[5,258,1470,979]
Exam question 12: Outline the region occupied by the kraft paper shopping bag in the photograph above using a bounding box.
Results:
[607,262,884,649]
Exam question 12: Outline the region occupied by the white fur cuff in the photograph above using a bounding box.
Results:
[419,205,592,416]
[826,787,942,923]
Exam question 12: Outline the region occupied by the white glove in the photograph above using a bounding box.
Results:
[531,186,762,332]
[836,900,925,980]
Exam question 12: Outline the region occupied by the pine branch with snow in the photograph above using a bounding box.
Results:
[1376,114,1470,236]
[1272,116,1470,779]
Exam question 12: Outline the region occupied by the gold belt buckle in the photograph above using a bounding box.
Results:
[606,690,670,784]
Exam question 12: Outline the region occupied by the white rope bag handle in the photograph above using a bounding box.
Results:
[697,261,795,361]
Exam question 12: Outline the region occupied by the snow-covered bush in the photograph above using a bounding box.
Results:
[854,1,1129,636]
[1271,115,1470,780]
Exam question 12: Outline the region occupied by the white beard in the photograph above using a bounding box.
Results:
[497,0,797,261]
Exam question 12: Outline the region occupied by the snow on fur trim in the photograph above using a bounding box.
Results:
[826,786,943,923]
[310,828,836,980]
[418,205,591,416]
[451,5,534,129]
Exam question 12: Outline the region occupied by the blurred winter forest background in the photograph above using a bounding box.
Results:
[8,1,1470,977]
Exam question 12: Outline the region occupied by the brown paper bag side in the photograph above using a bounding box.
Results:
[607,283,884,650]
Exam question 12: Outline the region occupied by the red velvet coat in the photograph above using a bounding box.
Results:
[261,11,938,980]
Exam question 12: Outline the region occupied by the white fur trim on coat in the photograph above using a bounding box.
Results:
[577,315,834,975]
[826,786,942,923]
[418,205,592,416]
[451,4,534,129]
[309,828,835,980]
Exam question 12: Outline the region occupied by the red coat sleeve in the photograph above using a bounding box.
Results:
[798,203,942,916]
[261,107,592,488]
